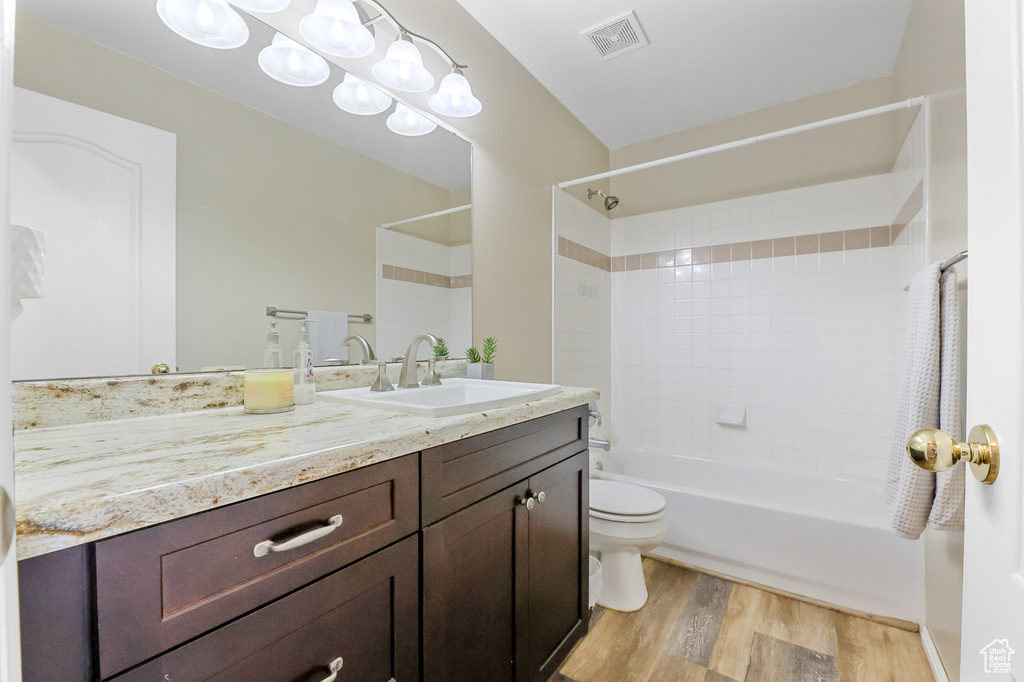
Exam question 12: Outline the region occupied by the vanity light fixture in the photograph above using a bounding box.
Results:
[387,103,437,136]
[156,0,250,49]
[372,33,435,93]
[228,0,290,11]
[259,33,331,86]
[428,69,482,117]
[333,73,393,115]
[299,0,376,59]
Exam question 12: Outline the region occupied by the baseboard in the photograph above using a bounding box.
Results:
[919,625,951,682]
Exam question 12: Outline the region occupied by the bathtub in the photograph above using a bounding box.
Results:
[591,447,923,623]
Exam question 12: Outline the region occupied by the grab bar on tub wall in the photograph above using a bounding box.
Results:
[589,438,611,451]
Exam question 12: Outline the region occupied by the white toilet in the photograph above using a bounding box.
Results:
[589,479,667,612]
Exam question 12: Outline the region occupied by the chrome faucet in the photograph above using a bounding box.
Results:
[398,333,439,388]
[341,334,376,364]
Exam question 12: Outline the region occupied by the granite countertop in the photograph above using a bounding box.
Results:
[14,386,598,560]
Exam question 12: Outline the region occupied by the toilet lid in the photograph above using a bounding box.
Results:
[590,479,666,516]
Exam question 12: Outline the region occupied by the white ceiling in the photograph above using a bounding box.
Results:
[454,0,914,149]
[17,0,472,191]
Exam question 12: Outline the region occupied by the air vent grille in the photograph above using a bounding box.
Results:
[584,11,649,60]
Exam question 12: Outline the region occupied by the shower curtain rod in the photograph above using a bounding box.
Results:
[381,204,471,229]
[558,96,927,189]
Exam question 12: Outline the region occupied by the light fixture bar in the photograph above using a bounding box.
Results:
[359,0,467,69]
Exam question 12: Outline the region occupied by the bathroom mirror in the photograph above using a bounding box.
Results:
[10,1,472,380]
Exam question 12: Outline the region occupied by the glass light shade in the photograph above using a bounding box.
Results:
[428,71,482,117]
[333,73,392,115]
[228,0,289,11]
[299,0,375,58]
[372,37,434,93]
[386,103,437,136]
[156,0,249,49]
[259,33,330,86]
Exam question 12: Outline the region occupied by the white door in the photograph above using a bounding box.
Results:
[961,2,1024,680]
[10,87,176,380]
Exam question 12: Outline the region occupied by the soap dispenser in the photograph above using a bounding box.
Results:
[263,321,283,369]
[293,320,316,405]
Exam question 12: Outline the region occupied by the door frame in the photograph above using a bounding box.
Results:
[0,0,22,679]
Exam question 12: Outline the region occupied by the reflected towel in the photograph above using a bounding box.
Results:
[307,311,349,366]
[885,264,964,539]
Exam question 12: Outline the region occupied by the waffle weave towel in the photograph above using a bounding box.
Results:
[885,263,964,539]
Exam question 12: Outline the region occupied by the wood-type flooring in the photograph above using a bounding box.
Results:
[556,558,935,682]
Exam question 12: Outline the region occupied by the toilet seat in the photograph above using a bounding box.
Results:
[589,479,666,520]
[589,507,666,523]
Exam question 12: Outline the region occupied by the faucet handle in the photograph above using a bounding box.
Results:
[370,362,394,392]
[425,357,442,386]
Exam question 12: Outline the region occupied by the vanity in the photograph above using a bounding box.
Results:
[14,378,595,682]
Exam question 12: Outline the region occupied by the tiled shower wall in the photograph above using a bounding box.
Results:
[376,228,472,362]
[553,188,611,440]
[554,113,927,480]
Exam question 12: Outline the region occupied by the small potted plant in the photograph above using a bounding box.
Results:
[432,338,449,360]
[465,336,497,380]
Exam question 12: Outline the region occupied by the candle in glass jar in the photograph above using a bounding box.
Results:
[243,368,295,414]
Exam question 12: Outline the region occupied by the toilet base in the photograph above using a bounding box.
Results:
[595,549,649,612]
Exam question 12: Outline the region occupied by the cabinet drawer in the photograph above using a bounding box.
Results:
[96,455,418,678]
[113,534,419,682]
[421,406,587,525]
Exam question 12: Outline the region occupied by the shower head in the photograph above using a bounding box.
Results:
[587,188,619,211]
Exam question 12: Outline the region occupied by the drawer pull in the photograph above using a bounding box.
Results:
[319,657,343,682]
[253,515,343,557]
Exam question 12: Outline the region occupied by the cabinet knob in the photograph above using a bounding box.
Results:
[517,494,536,511]
[318,657,343,682]
[516,491,545,510]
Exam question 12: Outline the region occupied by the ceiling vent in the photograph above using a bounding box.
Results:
[583,11,649,60]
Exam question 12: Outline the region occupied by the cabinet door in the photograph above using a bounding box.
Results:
[527,451,589,681]
[422,479,531,682]
[422,450,589,682]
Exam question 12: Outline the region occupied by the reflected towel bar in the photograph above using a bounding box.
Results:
[266,306,372,323]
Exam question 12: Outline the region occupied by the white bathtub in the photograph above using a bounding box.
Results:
[592,447,923,623]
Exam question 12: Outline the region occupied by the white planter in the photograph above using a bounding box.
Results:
[467,362,494,380]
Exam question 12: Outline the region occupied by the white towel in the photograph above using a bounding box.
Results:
[307,311,349,366]
[885,264,964,539]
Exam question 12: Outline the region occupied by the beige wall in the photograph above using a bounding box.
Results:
[609,76,911,217]
[14,14,460,372]
[894,0,968,679]
[381,0,610,382]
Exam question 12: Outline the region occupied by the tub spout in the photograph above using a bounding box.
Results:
[589,438,611,451]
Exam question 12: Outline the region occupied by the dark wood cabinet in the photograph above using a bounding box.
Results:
[18,405,590,682]
[422,406,589,682]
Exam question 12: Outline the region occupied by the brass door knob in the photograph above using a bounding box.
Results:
[906,424,999,484]
[151,363,170,374]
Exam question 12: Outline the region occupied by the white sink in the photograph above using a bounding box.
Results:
[319,378,562,417]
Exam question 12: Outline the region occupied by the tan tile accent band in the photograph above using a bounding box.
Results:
[610,225,894,272]
[558,236,612,272]
[382,264,471,289]
[890,180,924,243]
